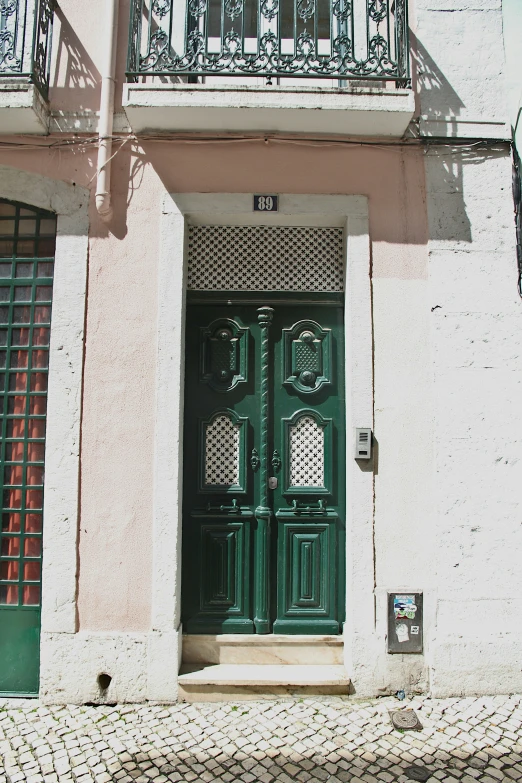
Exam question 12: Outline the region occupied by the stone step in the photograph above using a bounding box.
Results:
[178,664,351,702]
[182,634,344,666]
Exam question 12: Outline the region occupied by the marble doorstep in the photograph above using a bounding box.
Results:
[180,663,349,685]
[182,633,344,665]
[178,663,351,701]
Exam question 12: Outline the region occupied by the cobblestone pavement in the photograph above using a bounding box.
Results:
[1,694,522,783]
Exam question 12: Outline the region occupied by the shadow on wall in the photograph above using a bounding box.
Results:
[88,139,147,241]
[50,6,101,113]
[422,144,511,247]
[100,140,503,247]
[411,34,472,244]
[411,35,465,138]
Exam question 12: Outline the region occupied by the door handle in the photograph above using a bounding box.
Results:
[291,499,327,515]
[205,499,241,514]
[268,477,278,490]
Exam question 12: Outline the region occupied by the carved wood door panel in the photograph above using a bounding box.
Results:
[181,299,345,634]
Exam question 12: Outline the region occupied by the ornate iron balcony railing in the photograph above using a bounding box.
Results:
[127,0,409,84]
[0,0,55,100]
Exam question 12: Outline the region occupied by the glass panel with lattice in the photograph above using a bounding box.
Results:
[204,414,241,487]
[289,415,325,488]
[0,201,55,611]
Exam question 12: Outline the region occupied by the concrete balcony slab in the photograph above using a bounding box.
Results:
[0,83,50,135]
[123,83,415,137]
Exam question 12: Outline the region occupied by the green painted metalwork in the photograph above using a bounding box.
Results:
[0,0,56,99]
[127,0,410,85]
[513,147,522,298]
[182,301,345,634]
[0,199,56,694]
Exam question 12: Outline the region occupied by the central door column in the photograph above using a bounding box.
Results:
[254,306,274,634]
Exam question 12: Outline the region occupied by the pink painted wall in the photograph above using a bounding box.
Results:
[0,139,428,632]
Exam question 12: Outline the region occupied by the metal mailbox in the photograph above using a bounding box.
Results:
[387,592,423,654]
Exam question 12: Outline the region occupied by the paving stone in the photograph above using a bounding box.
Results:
[3,695,522,783]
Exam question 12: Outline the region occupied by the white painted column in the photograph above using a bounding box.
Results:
[342,207,377,696]
[148,195,188,702]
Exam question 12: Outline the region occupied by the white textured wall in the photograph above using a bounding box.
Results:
[414,0,522,697]
[371,277,434,695]
[424,147,522,695]
[414,0,509,139]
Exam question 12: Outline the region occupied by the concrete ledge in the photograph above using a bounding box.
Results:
[0,82,50,134]
[123,83,415,137]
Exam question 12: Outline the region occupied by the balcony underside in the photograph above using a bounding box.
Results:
[123,83,415,137]
[0,83,50,135]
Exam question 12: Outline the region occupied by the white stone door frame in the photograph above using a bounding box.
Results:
[155,192,374,696]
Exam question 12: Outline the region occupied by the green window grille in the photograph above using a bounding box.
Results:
[0,200,56,611]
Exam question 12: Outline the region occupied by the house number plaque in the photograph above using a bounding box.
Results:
[253,195,278,212]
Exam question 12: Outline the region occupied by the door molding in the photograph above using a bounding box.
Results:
[156,193,373,694]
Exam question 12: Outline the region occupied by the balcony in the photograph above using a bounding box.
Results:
[0,0,55,134]
[123,0,415,137]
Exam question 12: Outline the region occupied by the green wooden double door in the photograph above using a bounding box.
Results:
[182,298,345,634]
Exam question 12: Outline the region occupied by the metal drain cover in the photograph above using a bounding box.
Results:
[390,709,423,730]
[404,766,431,782]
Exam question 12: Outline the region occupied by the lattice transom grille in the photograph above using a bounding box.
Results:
[204,414,240,486]
[289,416,324,487]
[188,226,344,291]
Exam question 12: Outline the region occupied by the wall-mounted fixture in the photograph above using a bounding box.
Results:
[355,428,373,460]
[387,592,423,654]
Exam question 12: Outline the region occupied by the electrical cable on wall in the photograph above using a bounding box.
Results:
[0,134,512,152]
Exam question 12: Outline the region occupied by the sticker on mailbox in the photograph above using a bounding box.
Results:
[394,595,417,621]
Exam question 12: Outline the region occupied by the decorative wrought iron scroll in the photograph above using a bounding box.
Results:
[0,0,55,99]
[127,0,410,83]
[0,0,23,74]
[32,0,55,98]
